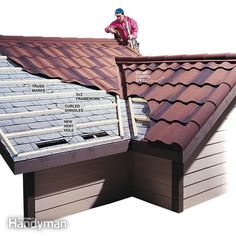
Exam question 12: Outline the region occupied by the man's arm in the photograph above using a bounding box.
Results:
[105,20,118,33]
[129,18,138,39]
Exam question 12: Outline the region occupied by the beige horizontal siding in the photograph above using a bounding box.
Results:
[184,184,227,209]
[35,176,128,212]
[35,153,130,198]
[184,163,227,186]
[206,130,225,145]
[184,174,227,199]
[196,142,226,160]
[36,187,129,220]
[186,152,226,174]
[34,153,131,220]
[218,105,236,131]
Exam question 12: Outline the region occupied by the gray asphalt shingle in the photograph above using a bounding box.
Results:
[0,56,131,158]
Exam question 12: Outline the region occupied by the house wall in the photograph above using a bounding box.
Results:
[183,103,236,209]
[33,152,131,220]
[132,152,172,210]
[25,150,173,221]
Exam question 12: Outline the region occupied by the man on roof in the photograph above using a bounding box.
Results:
[105,8,139,51]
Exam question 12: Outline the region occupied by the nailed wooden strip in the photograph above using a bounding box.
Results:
[17,136,121,159]
[0,90,107,102]
[85,103,117,110]
[0,104,116,120]
[134,115,150,122]
[0,56,7,60]
[0,79,62,86]
[0,108,63,120]
[6,119,119,139]
[128,97,138,137]
[0,129,18,156]
[116,95,124,137]
[131,97,148,103]
[0,91,75,102]
[0,67,22,71]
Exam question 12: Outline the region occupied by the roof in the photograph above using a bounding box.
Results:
[117,54,236,151]
[0,50,131,174]
[0,35,235,174]
[0,35,140,98]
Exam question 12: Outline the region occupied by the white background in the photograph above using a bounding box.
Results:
[0,0,236,235]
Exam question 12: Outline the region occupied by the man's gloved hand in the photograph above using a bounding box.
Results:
[109,28,116,34]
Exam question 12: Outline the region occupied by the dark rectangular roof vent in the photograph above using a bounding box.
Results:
[81,134,94,140]
[81,132,108,140]
[36,139,68,148]
[95,132,109,138]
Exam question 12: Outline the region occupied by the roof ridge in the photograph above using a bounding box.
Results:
[117,53,236,62]
[0,35,120,44]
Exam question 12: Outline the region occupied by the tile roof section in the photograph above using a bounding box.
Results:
[118,54,236,149]
[1,36,236,170]
[0,35,140,98]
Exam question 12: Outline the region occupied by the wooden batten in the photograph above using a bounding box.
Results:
[6,119,119,139]
[0,55,7,60]
[134,115,150,122]
[0,90,107,102]
[0,67,22,72]
[0,104,116,120]
[128,97,138,137]
[0,79,61,86]
[116,95,124,137]
[131,97,147,103]
[0,109,63,120]
[0,91,75,102]
[17,136,122,160]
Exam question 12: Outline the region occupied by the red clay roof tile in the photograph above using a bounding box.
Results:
[118,55,236,149]
[145,120,199,149]
[151,102,201,124]
[0,35,140,97]
[190,102,216,127]
[1,36,236,151]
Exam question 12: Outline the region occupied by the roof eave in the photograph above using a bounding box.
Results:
[1,140,130,175]
[116,53,236,64]
[130,139,183,162]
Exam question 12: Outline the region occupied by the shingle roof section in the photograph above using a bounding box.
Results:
[118,54,236,149]
[0,35,140,98]
[0,54,130,161]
